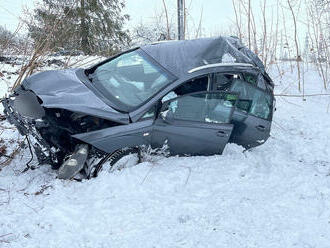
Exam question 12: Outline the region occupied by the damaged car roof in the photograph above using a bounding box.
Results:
[140,36,267,78]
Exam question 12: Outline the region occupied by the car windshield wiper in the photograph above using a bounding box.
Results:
[86,74,93,82]
[84,70,95,83]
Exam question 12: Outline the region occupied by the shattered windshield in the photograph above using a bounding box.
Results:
[90,50,173,108]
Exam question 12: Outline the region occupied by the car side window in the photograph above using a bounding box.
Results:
[230,79,272,120]
[213,73,242,91]
[242,73,258,87]
[162,75,210,102]
[160,92,237,124]
[257,74,266,90]
[174,76,209,95]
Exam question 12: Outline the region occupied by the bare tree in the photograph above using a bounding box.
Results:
[232,0,243,40]
[231,0,279,71]
[287,0,301,91]
[247,0,251,49]
[162,0,171,40]
[306,0,329,89]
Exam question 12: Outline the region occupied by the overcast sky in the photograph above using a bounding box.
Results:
[0,0,31,31]
[0,0,236,34]
[125,0,236,36]
[0,0,305,45]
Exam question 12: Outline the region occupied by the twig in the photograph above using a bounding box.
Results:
[0,233,13,244]
[277,96,301,108]
[0,143,22,166]
[0,152,12,159]
[161,0,171,40]
[34,185,53,196]
[195,7,203,38]
[23,203,39,214]
[275,93,330,97]
[272,120,287,132]
[287,0,301,91]
[0,233,13,239]
[140,162,157,185]
[180,166,192,185]
[0,190,10,206]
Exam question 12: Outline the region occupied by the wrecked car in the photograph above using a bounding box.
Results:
[2,36,274,179]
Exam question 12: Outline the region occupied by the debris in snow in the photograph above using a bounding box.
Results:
[0,143,7,157]
[33,184,53,196]
[46,59,65,67]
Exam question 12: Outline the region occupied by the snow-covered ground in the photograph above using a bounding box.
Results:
[0,60,330,247]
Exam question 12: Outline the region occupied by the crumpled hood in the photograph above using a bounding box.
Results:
[22,69,129,123]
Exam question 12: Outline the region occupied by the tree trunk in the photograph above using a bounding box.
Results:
[287,0,301,92]
[80,0,90,54]
[247,0,251,49]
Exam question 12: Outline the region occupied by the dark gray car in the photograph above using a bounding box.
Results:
[2,36,274,179]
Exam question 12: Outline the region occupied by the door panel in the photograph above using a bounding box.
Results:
[152,119,233,155]
[228,79,273,148]
[151,91,237,155]
[72,119,153,154]
[230,114,271,148]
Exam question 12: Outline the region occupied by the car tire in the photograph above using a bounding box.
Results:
[108,147,141,172]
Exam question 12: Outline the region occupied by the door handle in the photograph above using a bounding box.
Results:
[216,130,227,137]
[256,125,266,132]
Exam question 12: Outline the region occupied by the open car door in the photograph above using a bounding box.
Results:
[229,79,273,148]
[151,91,238,155]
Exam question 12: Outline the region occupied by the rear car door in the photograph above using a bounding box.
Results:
[228,78,273,148]
[151,91,237,155]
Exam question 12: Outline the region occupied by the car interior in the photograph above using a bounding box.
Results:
[159,72,272,124]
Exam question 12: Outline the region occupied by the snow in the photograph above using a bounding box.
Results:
[1,60,330,247]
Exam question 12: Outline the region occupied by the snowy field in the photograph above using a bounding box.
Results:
[1,59,330,247]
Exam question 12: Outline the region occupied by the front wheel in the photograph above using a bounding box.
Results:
[91,147,141,177]
[108,147,141,172]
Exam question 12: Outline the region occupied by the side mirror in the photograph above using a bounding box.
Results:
[160,110,174,123]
